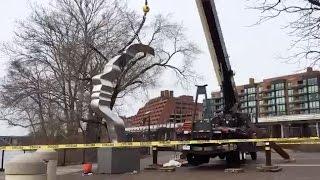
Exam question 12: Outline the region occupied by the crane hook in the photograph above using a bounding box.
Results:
[143,0,150,13]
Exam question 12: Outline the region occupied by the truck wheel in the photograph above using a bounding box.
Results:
[218,154,226,159]
[250,152,257,160]
[226,151,240,167]
[187,154,201,166]
[200,155,210,163]
[187,154,209,166]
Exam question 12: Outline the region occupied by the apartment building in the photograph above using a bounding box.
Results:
[204,67,320,119]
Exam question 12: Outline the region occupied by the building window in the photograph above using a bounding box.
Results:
[276,97,285,104]
[247,87,256,94]
[268,99,275,105]
[268,106,275,112]
[276,90,285,97]
[288,89,293,96]
[298,87,307,94]
[309,101,320,108]
[309,93,319,101]
[301,103,309,108]
[248,101,256,107]
[248,94,256,101]
[275,83,285,90]
[259,100,264,105]
[267,92,275,97]
[241,103,247,108]
[300,95,308,101]
[308,78,318,85]
[287,82,292,88]
[308,85,318,93]
[310,109,320,113]
[303,79,307,85]
[277,105,286,112]
[288,97,294,102]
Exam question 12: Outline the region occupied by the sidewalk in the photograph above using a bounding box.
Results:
[57,164,97,175]
[0,151,178,179]
[0,163,94,179]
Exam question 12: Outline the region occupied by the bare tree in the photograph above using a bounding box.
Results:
[249,0,320,67]
[0,0,200,143]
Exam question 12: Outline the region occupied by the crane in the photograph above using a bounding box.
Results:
[140,0,290,166]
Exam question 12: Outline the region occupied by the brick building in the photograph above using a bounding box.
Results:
[205,67,320,119]
[130,90,203,127]
[204,67,320,138]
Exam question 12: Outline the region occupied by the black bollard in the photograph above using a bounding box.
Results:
[257,141,282,172]
[152,146,158,165]
[265,142,272,166]
[0,150,4,172]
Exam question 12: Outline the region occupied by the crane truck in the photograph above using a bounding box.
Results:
[181,0,290,166]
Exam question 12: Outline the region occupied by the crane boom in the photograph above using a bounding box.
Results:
[195,0,239,113]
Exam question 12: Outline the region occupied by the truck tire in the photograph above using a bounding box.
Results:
[250,152,257,160]
[226,151,240,167]
[218,154,226,159]
[187,154,210,166]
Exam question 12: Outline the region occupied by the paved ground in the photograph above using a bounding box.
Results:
[58,150,320,180]
[2,150,320,180]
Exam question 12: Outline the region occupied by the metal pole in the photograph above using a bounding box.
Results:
[0,150,4,171]
[265,142,272,166]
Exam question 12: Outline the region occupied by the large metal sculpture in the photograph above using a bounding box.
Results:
[91,44,154,142]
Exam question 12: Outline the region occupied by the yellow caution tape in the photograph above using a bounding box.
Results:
[0,137,320,151]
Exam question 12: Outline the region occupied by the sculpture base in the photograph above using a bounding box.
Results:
[97,148,140,174]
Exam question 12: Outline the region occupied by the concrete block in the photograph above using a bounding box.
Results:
[97,148,140,174]
[5,153,47,180]
[35,149,58,180]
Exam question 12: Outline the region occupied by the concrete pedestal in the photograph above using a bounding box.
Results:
[5,153,47,180]
[97,148,140,174]
[35,149,58,180]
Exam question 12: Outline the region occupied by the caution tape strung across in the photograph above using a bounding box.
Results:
[1,137,320,151]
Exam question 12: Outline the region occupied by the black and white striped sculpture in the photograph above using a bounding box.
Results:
[91,44,154,142]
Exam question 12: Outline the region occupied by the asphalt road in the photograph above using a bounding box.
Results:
[58,150,320,180]
[1,150,320,180]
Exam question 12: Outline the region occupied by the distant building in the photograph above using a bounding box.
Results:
[130,90,203,127]
[204,67,320,138]
[205,67,320,119]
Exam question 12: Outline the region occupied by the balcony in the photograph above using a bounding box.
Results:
[289,99,308,104]
[260,89,274,93]
[263,109,276,113]
[262,95,275,100]
[290,84,306,89]
[291,91,308,96]
[291,106,308,111]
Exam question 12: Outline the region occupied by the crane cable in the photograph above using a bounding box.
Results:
[117,0,150,54]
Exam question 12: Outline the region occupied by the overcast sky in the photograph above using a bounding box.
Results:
[0,0,305,135]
